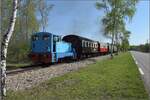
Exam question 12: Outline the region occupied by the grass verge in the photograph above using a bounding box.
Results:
[5,52,149,100]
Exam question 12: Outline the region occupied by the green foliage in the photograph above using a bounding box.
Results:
[120,30,131,51]
[37,0,54,31]
[1,0,54,64]
[96,0,138,53]
[130,43,150,53]
[1,0,13,35]
[121,38,130,51]
[1,0,41,64]
[5,52,149,100]
[7,0,41,64]
[7,42,31,63]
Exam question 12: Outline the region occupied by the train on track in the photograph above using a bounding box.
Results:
[29,32,117,64]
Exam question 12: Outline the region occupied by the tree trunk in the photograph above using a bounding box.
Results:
[110,33,114,59]
[115,34,119,55]
[0,0,18,98]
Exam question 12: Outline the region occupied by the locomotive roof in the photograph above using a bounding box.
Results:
[32,32,52,36]
[63,35,98,42]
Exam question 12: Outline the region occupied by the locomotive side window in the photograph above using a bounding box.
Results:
[32,35,39,41]
[43,35,50,40]
[53,36,60,42]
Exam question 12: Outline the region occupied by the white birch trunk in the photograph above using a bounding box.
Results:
[0,0,18,98]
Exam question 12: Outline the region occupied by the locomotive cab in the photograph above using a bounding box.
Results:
[29,32,75,64]
[31,33,52,53]
[30,32,52,63]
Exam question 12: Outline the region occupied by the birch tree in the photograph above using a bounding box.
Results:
[96,0,138,58]
[6,0,39,63]
[37,0,53,32]
[0,0,18,98]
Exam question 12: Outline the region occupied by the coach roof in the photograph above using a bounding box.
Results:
[63,34,97,42]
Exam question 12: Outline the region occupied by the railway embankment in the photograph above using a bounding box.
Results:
[5,52,149,100]
[6,55,109,91]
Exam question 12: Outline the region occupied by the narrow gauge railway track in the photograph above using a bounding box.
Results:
[6,57,98,75]
[6,55,110,75]
[6,60,83,75]
[6,64,48,75]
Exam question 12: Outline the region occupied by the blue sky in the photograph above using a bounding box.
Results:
[44,0,149,45]
[127,0,149,45]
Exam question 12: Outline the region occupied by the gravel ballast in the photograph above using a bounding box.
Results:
[6,55,110,91]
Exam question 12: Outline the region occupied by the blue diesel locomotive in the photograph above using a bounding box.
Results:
[29,32,76,63]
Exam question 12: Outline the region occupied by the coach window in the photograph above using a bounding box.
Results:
[84,41,86,47]
[82,40,84,47]
[90,43,91,47]
[86,41,88,47]
[95,43,97,48]
[96,44,98,48]
[91,43,92,48]
[32,35,39,41]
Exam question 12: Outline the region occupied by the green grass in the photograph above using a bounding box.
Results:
[5,52,149,100]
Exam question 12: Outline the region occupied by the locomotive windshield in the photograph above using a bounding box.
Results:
[43,35,50,40]
[32,35,39,41]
